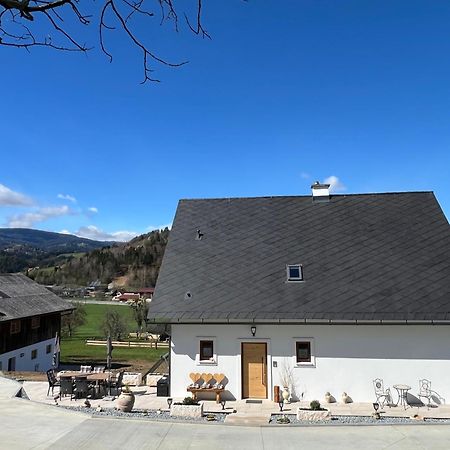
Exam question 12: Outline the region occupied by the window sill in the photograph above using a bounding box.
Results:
[295,362,315,368]
[196,360,218,366]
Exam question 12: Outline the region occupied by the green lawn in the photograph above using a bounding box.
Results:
[60,303,167,369]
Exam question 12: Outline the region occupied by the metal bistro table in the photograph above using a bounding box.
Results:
[393,384,411,409]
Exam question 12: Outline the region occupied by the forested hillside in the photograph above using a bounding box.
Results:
[0,228,111,272]
[27,228,169,288]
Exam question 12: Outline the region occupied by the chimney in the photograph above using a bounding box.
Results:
[311,181,330,202]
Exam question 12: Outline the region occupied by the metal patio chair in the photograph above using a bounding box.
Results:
[73,377,94,399]
[373,378,392,408]
[418,379,433,409]
[108,370,125,396]
[59,377,74,400]
[46,369,60,396]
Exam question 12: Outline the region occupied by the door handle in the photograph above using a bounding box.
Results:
[261,357,265,385]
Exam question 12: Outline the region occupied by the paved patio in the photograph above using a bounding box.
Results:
[22,379,450,425]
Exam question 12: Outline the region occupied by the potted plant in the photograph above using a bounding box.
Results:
[170,396,204,419]
[116,384,135,412]
[297,400,331,421]
[279,362,294,403]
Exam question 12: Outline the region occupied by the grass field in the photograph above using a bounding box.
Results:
[60,303,167,371]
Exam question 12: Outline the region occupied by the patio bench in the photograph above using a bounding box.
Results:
[187,372,225,403]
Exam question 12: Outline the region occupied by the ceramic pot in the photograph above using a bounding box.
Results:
[116,391,135,412]
[282,387,290,403]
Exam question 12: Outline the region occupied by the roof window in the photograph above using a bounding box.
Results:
[287,264,303,282]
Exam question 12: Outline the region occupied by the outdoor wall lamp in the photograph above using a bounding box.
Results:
[167,398,173,408]
[251,326,256,337]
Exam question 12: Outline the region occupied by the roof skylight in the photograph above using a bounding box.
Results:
[287,264,303,282]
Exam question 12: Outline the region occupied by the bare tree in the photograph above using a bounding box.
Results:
[101,309,128,340]
[61,301,87,337]
[0,0,211,82]
[129,298,148,338]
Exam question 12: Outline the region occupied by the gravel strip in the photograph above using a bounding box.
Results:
[270,414,450,426]
[55,405,227,423]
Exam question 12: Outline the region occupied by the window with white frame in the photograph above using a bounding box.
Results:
[287,264,303,282]
[293,338,315,367]
[200,340,214,361]
[196,337,217,365]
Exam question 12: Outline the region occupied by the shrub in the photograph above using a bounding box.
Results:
[276,415,291,424]
[182,396,199,405]
[310,400,321,410]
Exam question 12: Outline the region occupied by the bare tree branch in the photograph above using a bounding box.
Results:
[0,0,212,82]
[108,0,187,83]
[184,0,210,39]
[124,0,153,24]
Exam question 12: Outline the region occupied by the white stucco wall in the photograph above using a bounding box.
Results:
[170,324,450,403]
[0,337,56,372]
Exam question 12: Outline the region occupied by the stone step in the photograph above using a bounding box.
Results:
[224,413,270,426]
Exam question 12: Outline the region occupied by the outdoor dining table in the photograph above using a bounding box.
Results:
[57,371,111,380]
[393,384,411,409]
[57,371,112,398]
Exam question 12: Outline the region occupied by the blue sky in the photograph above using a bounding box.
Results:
[1,0,449,241]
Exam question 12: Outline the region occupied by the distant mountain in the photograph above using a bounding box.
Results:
[27,228,169,289]
[0,228,113,272]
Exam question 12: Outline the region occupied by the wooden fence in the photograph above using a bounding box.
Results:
[85,339,169,349]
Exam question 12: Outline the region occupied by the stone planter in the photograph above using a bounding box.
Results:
[123,372,143,386]
[116,391,135,412]
[170,403,203,419]
[297,407,331,421]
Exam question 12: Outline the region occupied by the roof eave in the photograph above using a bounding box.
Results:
[146,317,450,325]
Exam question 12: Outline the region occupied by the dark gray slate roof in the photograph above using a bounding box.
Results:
[148,192,450,324]
[0,273,73,321]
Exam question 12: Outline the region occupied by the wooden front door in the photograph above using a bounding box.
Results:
[241,342,267,399]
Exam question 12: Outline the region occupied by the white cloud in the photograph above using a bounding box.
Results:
[88,207,98,214]
[6,205,72,228]
[0,184,33,206]
[300,172,311,180]
[72,225,138,242]
[57,193,77,203]
[324,175,347,193]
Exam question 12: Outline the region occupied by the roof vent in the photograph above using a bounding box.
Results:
[311,181,330,202]
[195,229,204,240]
[184,291,192,300]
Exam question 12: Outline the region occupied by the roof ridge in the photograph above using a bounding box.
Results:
[179,191,434,202]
